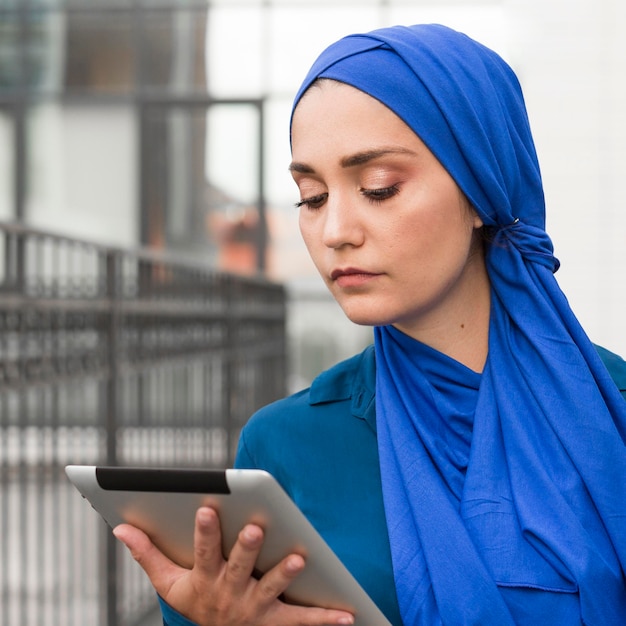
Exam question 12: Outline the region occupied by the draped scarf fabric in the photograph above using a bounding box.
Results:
[291,24,626,624]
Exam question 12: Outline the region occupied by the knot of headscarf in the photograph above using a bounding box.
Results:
[490,218,560,272]
[292,24,626,626]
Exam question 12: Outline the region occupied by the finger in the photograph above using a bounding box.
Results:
[281,606,355,626]
[113,523,181,593]
[221,523,265,587]
[192,506,227,576]
[255,556,355,625]
[282,606,355,626]
[253,553,305,607]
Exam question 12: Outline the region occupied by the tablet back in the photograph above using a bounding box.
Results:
[66,465,392,626]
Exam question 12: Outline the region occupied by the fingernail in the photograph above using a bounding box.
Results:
[197,507,215,526]
[338,617,354,625]
[285,555,304,573]
[243,525,262,542]
[112,528,126,546]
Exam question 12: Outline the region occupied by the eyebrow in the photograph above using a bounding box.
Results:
[288,147,416,174]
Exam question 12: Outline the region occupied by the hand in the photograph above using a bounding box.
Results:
[113,506,355,626]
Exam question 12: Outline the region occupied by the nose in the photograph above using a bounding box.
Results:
[322,194,364,249]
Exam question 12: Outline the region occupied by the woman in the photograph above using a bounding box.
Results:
[114,24,626,625]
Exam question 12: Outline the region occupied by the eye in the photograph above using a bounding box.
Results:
[361,184,400,204]
[295,193,328,210]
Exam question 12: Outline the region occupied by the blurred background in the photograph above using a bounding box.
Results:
[2,0,625,369]
[1,0,625,625]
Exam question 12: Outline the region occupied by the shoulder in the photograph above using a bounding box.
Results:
[235,345,377,471]
[595,344,626,398]
[250,343,375,420]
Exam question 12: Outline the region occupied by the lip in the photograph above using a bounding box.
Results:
[330,267,382,288]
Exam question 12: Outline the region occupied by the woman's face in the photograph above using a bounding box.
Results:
[290,80,487,341]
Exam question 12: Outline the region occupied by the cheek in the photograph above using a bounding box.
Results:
[394,205,472,269]
[392,209,442,253]
[298,214,322,260]
[298,212,311,246]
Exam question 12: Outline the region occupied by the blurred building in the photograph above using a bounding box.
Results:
[0,1,266,272]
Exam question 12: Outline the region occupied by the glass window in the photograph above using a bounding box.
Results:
[142,106,217,259]
[206,5,265,97]
[0,14,20,91]
[140,11,176,90]
[0,8,66,93]
[205,103,262,273]
[64,10,136,93]
[0,110,14,220]
[32,10,65,93]
[25,103,138,247]
[139,9,208,93]
[206,104,260,206]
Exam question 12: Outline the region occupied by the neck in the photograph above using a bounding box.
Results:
[393,250,491,373]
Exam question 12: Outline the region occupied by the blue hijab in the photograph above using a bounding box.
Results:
[292,24,626,625]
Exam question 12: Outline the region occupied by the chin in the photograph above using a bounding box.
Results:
[340,306,392,328]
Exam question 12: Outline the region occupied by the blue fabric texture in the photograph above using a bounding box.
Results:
[293,24,626,625]
[158,595,197,626]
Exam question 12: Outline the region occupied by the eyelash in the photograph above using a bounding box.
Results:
[295,184,400,210]
[362,184,400,204]
[294,194,327,210]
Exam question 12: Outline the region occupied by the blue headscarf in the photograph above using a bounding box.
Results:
[292,24,626,624]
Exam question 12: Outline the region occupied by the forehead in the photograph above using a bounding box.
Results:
[291,81,422,162]
[293,80,399,128]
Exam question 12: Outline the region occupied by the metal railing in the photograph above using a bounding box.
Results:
[0,222,287,626]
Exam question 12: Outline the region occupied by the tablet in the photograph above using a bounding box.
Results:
[65,465,391,626]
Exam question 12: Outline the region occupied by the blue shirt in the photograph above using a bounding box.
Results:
[160,343,626,626]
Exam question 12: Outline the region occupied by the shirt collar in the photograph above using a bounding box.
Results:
[309,344,377,430]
